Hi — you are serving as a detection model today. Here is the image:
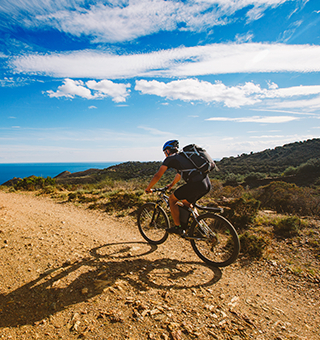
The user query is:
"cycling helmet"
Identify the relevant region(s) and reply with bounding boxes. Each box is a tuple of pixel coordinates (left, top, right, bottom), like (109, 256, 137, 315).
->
(163, 140, 179, 152)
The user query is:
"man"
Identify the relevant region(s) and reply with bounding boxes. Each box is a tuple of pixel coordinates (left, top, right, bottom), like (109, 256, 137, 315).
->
(145, 140, 212, 234)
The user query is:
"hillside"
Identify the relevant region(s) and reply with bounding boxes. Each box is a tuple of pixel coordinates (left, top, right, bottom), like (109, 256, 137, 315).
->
(53, 138, 320, 188)
(2, 138, 320, 188)
(217, 138, 320, 175)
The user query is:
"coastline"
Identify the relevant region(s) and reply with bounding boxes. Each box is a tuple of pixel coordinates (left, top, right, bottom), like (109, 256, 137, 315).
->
(0, 162, 119, 185)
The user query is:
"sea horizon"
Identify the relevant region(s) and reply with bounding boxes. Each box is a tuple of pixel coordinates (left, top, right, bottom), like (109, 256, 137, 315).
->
(0, 162, 121, 185)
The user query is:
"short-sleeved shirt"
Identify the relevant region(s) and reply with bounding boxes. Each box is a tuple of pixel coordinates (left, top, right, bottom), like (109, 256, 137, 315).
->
(163, 153, 211, 203)
(162, 153, 205, 183)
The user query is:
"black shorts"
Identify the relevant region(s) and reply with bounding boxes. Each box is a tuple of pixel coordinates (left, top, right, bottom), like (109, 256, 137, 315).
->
(174, 176, 211, 204)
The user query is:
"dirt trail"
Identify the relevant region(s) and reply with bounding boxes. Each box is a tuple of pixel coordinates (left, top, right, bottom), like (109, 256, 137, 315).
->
(0, 191, 319, 340)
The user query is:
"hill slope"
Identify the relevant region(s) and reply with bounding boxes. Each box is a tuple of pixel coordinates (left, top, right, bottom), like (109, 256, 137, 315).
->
(3, 138, 320, 187)
(217, 138, 320, 175)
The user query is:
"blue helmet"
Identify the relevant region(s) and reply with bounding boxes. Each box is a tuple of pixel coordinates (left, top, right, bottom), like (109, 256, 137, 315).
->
(163, 140, 179, 152)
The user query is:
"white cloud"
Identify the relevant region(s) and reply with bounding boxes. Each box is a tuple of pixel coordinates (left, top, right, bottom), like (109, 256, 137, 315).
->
(135, 79, 263, 108)
(136, 79, 320, 110)
(268, 95, 320, 111)
(0, 76, 36, 87)
(46, 78, 96, 99)
(0, 0, 293, 42)
(11, 43, 320, 79)
(46, 78, 131, 102)
(206, 115, 299, 123)
(45, 77, 320, 111)
(263, 85, 320, 98)
(86, 79, 131, 103)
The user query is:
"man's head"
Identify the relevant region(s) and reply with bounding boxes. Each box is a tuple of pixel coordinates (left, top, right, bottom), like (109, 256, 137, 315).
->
(163, 140, 179, 156)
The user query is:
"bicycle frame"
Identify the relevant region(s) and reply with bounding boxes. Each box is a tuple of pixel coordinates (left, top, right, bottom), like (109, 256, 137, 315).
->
(151, 187, 223, 239)
(140, 187, 240, 267)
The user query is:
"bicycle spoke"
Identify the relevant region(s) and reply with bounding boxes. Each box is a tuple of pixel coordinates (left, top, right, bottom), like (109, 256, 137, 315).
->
(190, 213, 239, 267)
(137, 203, 169, 245)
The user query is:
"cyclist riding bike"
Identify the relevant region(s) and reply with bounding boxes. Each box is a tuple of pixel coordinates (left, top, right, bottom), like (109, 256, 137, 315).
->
(145, 140, 212, 235)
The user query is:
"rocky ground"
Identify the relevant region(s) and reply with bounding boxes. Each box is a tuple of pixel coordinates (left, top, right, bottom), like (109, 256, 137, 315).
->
(0, 191, 319, 340)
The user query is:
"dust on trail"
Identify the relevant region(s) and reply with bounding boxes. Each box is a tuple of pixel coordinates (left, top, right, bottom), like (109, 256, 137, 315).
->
(0, 191, 319, 340)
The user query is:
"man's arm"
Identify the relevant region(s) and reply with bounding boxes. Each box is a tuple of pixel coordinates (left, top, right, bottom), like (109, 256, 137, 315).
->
(145, 165, 168, 193)
(168, 172, 181, 190)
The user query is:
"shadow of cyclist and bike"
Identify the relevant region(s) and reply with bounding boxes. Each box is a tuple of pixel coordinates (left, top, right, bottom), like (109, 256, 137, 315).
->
(0, 240, 222, 328)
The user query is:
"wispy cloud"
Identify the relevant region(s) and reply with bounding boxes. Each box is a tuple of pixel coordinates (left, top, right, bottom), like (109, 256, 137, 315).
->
(138, 126, 171, 136)
(11, 43, 320, 79)
(0, 0, 294, 42)
(0, 76, 37, 87)
(268, 95, 320, 111)
(206, 116, 300, 123)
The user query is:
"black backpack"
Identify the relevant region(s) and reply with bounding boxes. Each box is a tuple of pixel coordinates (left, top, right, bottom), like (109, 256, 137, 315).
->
(180, 144, 216, 179)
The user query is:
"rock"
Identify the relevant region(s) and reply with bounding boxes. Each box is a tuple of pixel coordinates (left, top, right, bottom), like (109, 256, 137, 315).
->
(81, 288, 89, 295)
(170, 330, 182, 340)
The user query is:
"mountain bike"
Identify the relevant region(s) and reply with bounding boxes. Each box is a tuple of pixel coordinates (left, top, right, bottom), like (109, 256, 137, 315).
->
(137, 187, 240, 267)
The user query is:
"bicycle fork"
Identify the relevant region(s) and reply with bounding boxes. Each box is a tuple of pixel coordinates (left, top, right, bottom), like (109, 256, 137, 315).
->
(150, 203, 162, 227)
(184, 210, 218, 245)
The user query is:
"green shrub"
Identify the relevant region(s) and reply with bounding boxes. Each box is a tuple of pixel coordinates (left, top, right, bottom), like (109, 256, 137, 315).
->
(224, 173, 243, 186)
(282, 166, 297, 176)
(222, 196, 260, 230)
(68, 192, 78, 201)
(239, 231, 269, 259)
(67, 191, 98, 203)
(272, 216, 304, 238)
(14, 176, 56, 191)
(104, 190, 144, 212)
(254, 181, 320, 217)
(244, 172, 266, 182)
(207, 183, 245, 202)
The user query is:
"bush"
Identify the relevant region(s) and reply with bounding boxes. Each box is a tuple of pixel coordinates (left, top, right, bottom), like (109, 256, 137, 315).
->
(297, 158, 320, 175)
(272, 216, 304, 238)
(207, 183, 245, 202)
(104, 190, 144, 212)
(239, 231, 269, 259)
(282, 166, 297, 176)
(244, 172, 266, 182)
(14, 176, 56, 191)
(224, 173, 243, 186)
(67, 191, 99, 203)
(253, 181, 320, 217)
(222, 196, 260, 230)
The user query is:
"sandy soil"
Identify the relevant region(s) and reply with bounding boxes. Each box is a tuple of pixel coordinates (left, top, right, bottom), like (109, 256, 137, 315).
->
(0, 191, 319, 340)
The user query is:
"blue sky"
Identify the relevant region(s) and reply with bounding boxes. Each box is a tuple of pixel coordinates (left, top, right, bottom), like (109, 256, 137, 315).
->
(0, 0, 320, 163)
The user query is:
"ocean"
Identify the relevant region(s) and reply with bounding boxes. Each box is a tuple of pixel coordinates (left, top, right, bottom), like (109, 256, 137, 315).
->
(0, 162, 120, 185)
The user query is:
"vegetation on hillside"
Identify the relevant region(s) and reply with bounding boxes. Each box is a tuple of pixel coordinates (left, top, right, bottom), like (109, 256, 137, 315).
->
(1, 138, 320, 277)
(217, 138, 320, 174)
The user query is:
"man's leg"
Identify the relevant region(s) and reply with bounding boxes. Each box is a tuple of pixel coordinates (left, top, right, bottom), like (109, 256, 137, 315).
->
(168, 193, 180, 226)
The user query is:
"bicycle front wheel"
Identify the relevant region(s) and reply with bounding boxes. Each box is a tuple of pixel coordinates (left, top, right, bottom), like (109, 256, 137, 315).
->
(137, 203, 169, 245)
(190, 213, 240, 267)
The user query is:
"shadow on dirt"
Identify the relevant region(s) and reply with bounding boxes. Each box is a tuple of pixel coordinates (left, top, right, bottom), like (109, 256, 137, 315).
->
(0, 241, 222, 327)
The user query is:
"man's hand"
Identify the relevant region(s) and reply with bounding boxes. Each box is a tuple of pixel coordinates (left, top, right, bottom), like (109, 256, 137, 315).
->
(145, 188, 153, 194)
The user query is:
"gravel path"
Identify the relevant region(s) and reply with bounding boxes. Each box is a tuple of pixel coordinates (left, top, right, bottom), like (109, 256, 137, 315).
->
(0, 191, 319, 340)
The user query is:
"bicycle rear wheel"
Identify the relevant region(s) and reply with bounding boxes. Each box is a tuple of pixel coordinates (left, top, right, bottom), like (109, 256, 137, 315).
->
(190, 213, 240, 267)
(137, 203, 169, 245)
